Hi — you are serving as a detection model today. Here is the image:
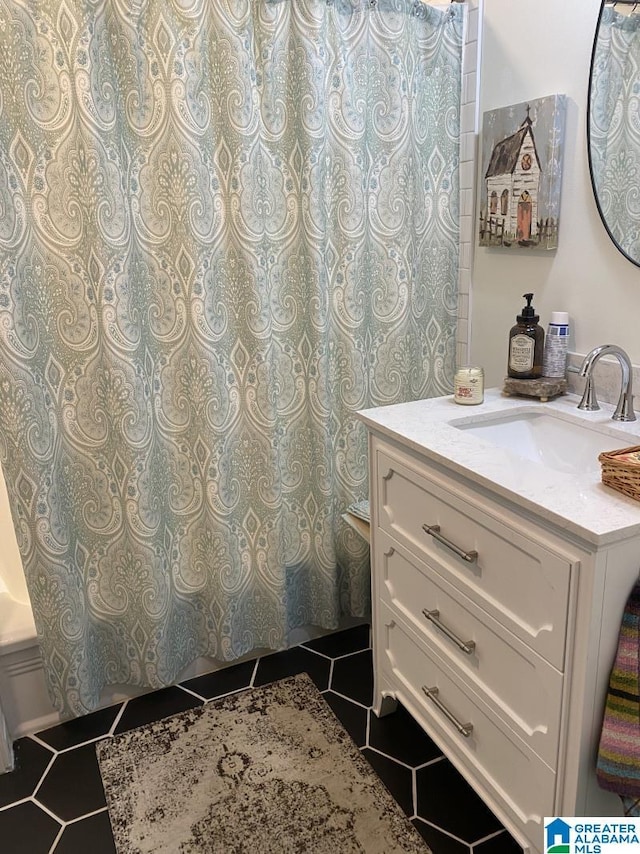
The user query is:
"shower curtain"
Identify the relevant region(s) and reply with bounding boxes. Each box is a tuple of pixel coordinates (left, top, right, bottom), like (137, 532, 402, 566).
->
(0, 0, 462, 716)
(590, 5, 640, 259)
(0, 699, 13, 772)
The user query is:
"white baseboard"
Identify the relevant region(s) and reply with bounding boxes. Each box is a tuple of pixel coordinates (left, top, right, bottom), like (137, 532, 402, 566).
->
(0, 594, 62, 740)
(0, 640, 61, 739)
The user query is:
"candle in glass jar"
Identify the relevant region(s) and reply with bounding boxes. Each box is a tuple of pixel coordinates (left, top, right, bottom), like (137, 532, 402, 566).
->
(454, 366, 484, 405)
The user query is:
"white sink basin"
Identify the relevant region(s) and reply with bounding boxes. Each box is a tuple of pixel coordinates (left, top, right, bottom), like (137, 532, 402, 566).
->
(452, 409, 635, 475)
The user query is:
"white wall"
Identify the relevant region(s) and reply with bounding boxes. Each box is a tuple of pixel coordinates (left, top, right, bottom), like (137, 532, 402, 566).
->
(0, 466, 29, 605)
(472, 0, 640, 388)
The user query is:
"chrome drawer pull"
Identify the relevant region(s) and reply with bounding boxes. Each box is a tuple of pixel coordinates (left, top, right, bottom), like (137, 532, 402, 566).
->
(422, 524, 478, 563)
(422, 686, 473, 738)
(422, 608, 476, 655)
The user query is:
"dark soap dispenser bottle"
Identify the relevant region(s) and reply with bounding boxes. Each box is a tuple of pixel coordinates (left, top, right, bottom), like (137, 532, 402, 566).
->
(507, 293, 545, 379)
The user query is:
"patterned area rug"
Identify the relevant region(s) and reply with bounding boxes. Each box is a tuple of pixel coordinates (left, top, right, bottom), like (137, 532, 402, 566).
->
(96, 673, 430, 853)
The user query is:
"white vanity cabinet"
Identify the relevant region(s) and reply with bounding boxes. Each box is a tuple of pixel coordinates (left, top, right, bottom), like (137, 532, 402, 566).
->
(359, 393, 640, 854)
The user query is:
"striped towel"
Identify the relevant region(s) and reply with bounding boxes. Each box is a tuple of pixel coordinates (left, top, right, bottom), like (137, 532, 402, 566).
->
(597, 577, 640, 814)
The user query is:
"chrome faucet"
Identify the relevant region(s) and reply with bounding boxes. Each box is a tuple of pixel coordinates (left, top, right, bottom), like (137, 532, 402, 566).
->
(578, 344, 636, 422)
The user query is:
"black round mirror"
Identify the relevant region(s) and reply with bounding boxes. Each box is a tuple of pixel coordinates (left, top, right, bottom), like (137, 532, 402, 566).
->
(588, 0, 640, 267)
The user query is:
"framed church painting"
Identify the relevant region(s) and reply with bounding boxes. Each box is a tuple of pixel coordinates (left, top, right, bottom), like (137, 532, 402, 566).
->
(478, 94, 567, 250)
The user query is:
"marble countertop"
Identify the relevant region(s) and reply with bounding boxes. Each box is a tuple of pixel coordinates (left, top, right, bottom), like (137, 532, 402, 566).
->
(357, 388, 640, 547)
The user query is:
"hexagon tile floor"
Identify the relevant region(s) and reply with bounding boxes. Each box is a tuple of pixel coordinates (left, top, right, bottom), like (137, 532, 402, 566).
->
(0, 624, 524, 854)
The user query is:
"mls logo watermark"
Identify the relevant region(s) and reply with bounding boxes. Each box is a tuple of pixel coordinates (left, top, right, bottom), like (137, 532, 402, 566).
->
(545, 818, 640, 854)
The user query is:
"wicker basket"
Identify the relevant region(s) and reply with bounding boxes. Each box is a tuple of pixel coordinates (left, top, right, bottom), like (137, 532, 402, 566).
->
(598, 445, 640, 502)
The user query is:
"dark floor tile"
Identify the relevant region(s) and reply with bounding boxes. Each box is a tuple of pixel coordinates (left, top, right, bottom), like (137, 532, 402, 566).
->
(474, 830, 525, 854)
(362, 747, 414, 816)
(37, 704, 123, 752)
(330, 648, 373, 706)
(0, 800, 61, 854)
(0, 738, 54, 808)
(180, 660, 255, 700)
(53, 809, 116, 854)
(113, 685, 203, 734)
(322, 691, 368, 747)
(253, 646, 331, 691)
(36, 743, 107, 822)
(369, 702, 443, 767)
(302, 624, 370, 658)
(416, 758, 503, 843)
(412, 818, 471, 854)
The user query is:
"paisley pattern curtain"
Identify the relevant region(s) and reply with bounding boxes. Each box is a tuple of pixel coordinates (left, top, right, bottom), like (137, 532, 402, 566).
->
(0, 698, 13, 772)
(590, 6, 640, 259)
(0, 0, 462, 715)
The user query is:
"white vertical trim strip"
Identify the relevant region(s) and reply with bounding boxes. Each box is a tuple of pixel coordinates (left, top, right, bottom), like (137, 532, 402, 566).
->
(456, 0, 481, 367)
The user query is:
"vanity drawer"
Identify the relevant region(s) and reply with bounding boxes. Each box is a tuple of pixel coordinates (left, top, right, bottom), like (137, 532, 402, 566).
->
(376, 446, 574, 669)
(378, 609, 556, 835)
(378, 532, 563, 769)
